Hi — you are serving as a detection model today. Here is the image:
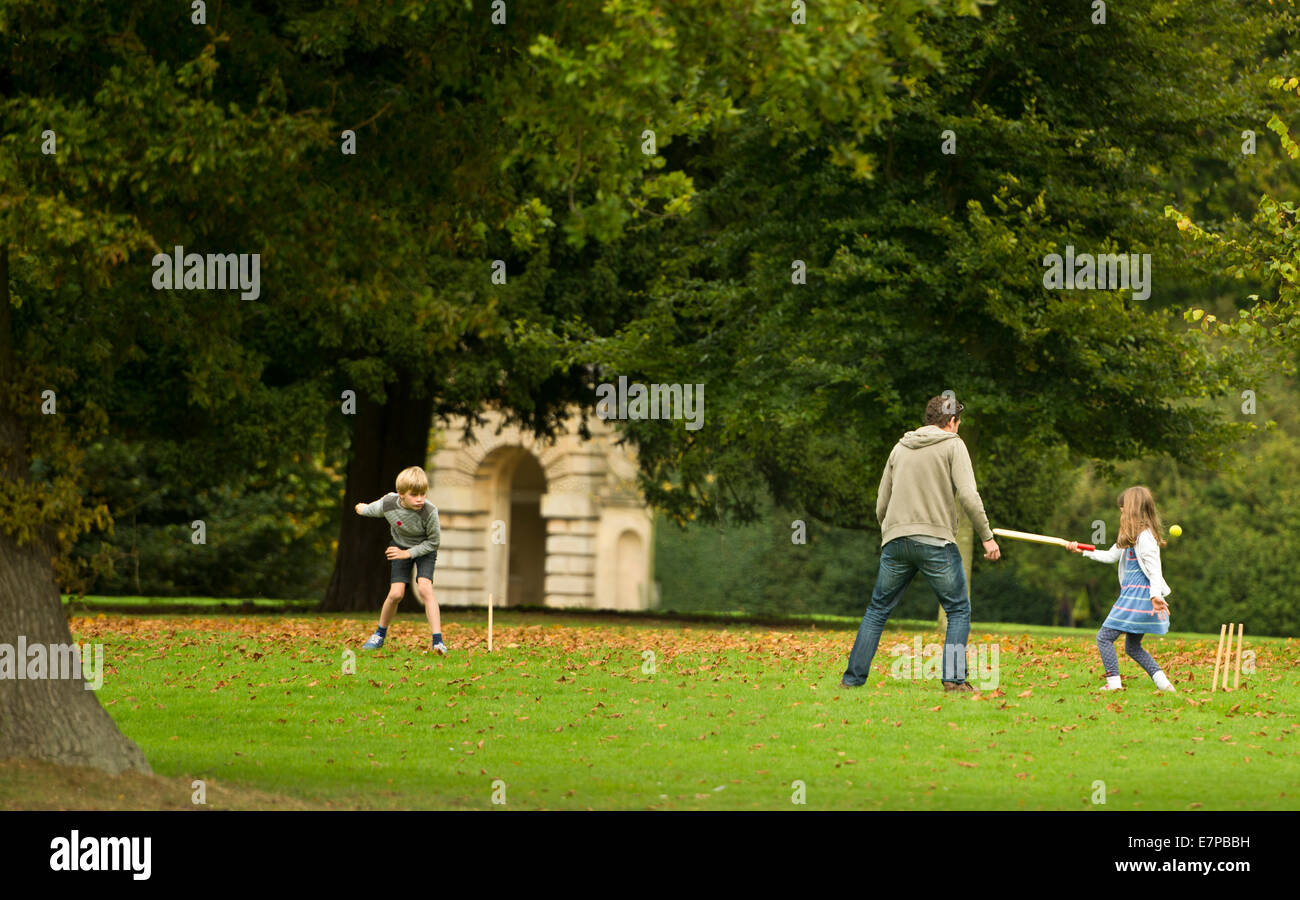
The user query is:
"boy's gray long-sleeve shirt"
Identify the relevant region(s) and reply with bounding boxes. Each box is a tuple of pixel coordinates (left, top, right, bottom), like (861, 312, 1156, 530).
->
(360, 493, 440, 558)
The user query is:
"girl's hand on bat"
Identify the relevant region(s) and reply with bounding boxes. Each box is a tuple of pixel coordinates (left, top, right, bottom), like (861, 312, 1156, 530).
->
(1066, 541, 1082, 553)
(1152, 597, 1169, 620)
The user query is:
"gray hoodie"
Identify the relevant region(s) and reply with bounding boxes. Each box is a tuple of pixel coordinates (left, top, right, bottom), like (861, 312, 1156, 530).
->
(876, 425, 993, 548)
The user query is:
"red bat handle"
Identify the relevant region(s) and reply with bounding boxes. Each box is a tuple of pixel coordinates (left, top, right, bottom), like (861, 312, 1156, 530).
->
(1077, 543, 1096, 552)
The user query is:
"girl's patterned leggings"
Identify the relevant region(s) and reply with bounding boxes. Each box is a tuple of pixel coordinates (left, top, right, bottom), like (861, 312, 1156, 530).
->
(1096, 627, 1161, 678)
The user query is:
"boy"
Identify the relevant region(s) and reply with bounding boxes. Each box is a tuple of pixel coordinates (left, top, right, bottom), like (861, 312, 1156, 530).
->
(354, 466, 446, 654)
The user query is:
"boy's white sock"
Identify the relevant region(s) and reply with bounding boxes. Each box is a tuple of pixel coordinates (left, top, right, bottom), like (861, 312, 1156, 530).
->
(1153, 670, 1175, 692)
(1105, 675, 1122, 690)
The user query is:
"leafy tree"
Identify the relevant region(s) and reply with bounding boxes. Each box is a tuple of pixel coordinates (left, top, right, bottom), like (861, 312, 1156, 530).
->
(1171, 74, 1300, 369)
(592, 0, 1283, 621)
(74, 442, 344, 598)
(0, 0, 972, 771)
(2, 0, 350, 770)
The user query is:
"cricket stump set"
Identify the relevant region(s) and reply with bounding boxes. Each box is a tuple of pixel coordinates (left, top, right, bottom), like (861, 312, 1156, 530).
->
(1212, 623, 1244, 692)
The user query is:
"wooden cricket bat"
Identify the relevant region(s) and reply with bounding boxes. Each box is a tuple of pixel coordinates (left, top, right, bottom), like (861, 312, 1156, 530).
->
(992, 527, 1095, 552)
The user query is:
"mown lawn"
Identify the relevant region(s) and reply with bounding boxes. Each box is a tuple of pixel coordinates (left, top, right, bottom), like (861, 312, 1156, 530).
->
(47, 611, 1300, 810)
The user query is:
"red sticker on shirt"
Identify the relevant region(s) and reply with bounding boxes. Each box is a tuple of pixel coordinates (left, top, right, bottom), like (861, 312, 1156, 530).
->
(396, 521, 402, 526)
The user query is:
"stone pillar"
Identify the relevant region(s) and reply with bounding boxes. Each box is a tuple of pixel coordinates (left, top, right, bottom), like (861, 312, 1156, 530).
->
(425, 453, 489, 607)
(541, 493, 598, 608)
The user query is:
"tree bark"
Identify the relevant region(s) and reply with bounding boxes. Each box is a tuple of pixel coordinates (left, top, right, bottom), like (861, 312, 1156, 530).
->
(321, 376, 435, 612)
(0, 244, 151, 774)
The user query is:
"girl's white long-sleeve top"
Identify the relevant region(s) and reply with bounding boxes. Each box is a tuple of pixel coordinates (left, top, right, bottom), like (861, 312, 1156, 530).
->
(1082, 528, 1171, 599)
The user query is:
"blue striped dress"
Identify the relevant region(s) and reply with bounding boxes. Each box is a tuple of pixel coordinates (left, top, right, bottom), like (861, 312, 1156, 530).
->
(1100, 547, 1169, 635)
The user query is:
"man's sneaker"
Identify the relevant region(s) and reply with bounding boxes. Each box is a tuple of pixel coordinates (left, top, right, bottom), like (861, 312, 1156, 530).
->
(432, 641, 448, 656)
(362, 632, 385, 650)
(943, 681, 975, 692)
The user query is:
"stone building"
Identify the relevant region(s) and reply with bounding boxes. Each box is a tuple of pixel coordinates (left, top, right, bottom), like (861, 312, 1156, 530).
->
(426, 408, 656, 610)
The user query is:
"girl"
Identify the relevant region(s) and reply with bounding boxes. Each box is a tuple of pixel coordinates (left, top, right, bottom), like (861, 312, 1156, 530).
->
(1067, 486, 1175, 693)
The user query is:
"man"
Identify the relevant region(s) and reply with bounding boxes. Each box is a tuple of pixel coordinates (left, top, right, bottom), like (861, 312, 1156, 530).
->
(841, 396, 999, 691)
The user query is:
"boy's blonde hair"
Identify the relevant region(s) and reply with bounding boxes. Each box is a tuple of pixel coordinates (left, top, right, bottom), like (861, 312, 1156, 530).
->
(396, 466, 428, 496)
(1116, 485, 1166, 548)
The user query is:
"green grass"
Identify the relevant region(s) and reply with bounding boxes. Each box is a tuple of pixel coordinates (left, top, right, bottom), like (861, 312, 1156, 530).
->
(63, 595, 317, 612)
(61, 593, 1135, 634)
(69, 611, 1300, 810)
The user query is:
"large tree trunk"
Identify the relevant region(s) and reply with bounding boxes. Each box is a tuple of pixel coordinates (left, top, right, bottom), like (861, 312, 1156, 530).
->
(321, 377, 435, 612)
(0, 244, 151, 774)
(0, 533, 151, 774)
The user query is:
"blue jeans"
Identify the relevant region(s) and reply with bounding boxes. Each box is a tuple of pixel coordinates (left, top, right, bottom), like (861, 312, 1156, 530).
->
(842, 537, 971, 685)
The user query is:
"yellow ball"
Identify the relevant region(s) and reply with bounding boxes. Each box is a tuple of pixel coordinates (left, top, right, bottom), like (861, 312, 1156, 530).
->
(1169, 524, 1182, 537)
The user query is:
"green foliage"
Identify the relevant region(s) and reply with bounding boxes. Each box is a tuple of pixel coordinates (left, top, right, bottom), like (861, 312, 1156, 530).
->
(4, 1, 973, 586)
(655, 494, 1055, 623)
(72, 442, 344, 598)
(1171, 74, 1300, 367)
(4, 0, 1297, 624)
(655, 501, 873, 617)
(591, 0, 1284, 533)
(658, 372, 1300, 636)
(0, 0, 753, 585)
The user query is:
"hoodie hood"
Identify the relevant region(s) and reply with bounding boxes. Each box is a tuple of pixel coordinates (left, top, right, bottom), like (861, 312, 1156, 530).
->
(899, 425, 958, 449)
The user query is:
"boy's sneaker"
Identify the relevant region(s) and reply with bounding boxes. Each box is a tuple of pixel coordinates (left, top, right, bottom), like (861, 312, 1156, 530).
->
(432, 641, 448, 656)
(361, 632, 385, 650)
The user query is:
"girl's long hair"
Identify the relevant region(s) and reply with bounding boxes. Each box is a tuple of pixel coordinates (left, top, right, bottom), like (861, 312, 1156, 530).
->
(1116, 485, 1166, 548)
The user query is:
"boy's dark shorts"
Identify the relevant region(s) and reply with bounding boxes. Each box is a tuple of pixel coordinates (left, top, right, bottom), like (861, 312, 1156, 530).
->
(390, 547, 437, 584)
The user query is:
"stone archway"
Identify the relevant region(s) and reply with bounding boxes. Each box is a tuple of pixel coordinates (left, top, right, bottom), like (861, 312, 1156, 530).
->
(448, 443, 549, 609)
(506, 453, 546, 606)
(427, 408, 655, 610)
(614, 529, 645, 610)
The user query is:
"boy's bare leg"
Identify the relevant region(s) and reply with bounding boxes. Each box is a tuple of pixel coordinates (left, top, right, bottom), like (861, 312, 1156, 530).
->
(417, 577, 441, 635)
(378, 583, 405, 628)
